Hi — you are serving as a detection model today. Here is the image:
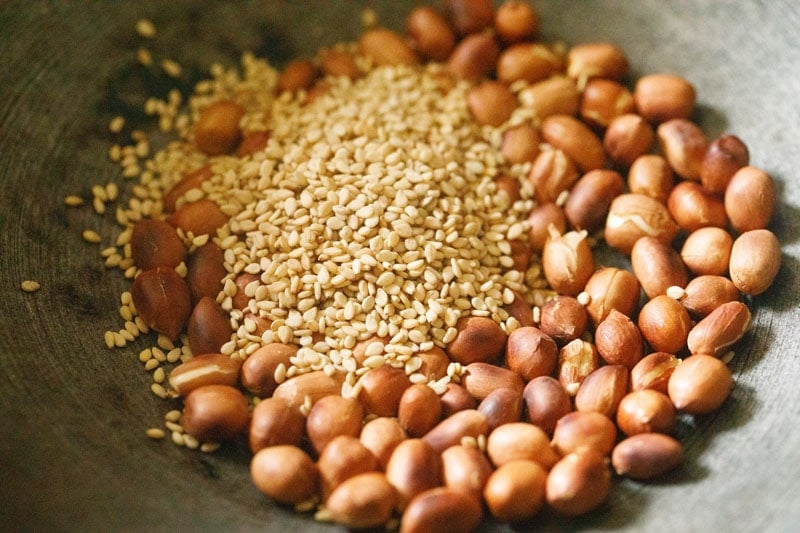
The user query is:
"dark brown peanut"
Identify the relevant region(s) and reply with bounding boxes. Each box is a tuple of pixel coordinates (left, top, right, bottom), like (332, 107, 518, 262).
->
(483, 460, 547, 522)
(542, 228, 594, 296)
(168, 353, 241, 397)
(163, 164, 212, 213)
(398, 383, 443, 438)
(634, 73, 696, 123)
(630, 352, 680, 394)
(558, 339, 601, 396)
(567, 42, 629, 81)
(249, 397, 305, 452)
(182, 384, 249, 442)
(194, 99, 244, 155)
(657, 118, 709, 180)
(584, 267, 641, 327)
(232, 272, 259, 310)
(729, 229, 781, 295)
(494, 0, 540, 43)
(616, 390, 676, 436)
(326, 472, 396, 529)
(563, 169, 625, 233)
(546, 449, 611, 516)
(501, 123, 540, 165)
(360, 417, 408, 469)
(318, 435, 379, 499)
(131, 266, 191, 341)
(686, 300, 751, 357)
(277, 59, 317, 93)
(540, 114, 606, 171)
(529, 149, 579, 204)
(612, 433, 683, 480)
(447, 32, 499, 82)
(637, 295, 691, 354)
(631, 236, 689, 299)
(446, 316, 507, 365)
(574, 365, 629, 418)
(239, 342, 297, 397)
(406, 6, 456, 61)
(186, 296, 230, 355)
(523, 376, 572, 435)
(467, 81, 519, 126)
(681, 227, 734, 276)
(701, 134, 750, 193)
(250, 445, 318, 505)
(167, 199, 228, 237)
(185, 242, 226, 305)
(496, 43, 562, 85)
(400, 487, 483, 533)
(724, 166, 778, 232)
(539, 295, 587, 345)
(357, 365, 412, 417)
(306, 394, 364, 455)
(440, 383, 477, 417)
(386, 438, 442, 511)
(668, 354, 733, 414)
(551, 411, 617, 457)
(580, 78, 635, 129)
(235, 130, 269, 156)
(505, 326, 558, 381)
(502, 289, 534, 327)
(358, 28, 419, 66)
(605, 193, 680, 255)
(130, 219, 187, 270)
(627, 154, 674, 204)
(441, 444, 493, 502)
(422, 409, 488, 454)
(594, 309, 643, 369)
(667, 180, 728, 231)
(519, 75, 580, 119)
(604, 113, 655, 167)
(478, 387, 523, 431)
(681, 275, 740, 318)
(486, 422, 559, 469)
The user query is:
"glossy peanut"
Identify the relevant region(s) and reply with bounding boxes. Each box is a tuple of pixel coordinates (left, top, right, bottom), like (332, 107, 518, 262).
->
(667, 180, 728, 232)
(668, 354, 733, 414)
(523, 376, 572, 435)
(657, 118, 708, 180)
(701, 134, 750, 193)
(239, 342, 297, 397)
(567, 42, 628, 81)
(542, 228, 594, 296)
(130, 218, 187, 270)
(168, 353, 241, 397)
(604, 113, 655, 167)
(360, 417, 408, 469)
(194, 99, 244, 156)
(539, 295, 587, 345)
(186, 296, 230, 355)
(272, 370, 345, 409)
(467, 81, 518, 127)
(612, 433, 683, 480)
(440, 383, 478, 417)
(185, 242, 226, 304)
(627, 154, 673, 204)
(478, 387, 523, 431)
(686, 300, 751, 357)
(583, 267, 641, 326)
(724, 166, 777, 232)
(605, 193, 680, 255)
(318, 435, 379, 499)
(181, 384, 249, 442)
(447, 32, 499, 82)
(406, 6, 456, 61)
(631, 235, 688, 299)
(441, 444, 493, 502)
(551, 411, 617, 457)
(249, 397, 305, 452)
(385, 438, 442, 511)
(446, 316, 507, 365)
(616, 390, 676, 436)
(527, 202, 566, 252)
(357, 365, 412, 417)
(131, 266, 191, 341)
(580, 78, 635, 129)
(422, 409, 489, 454)
(326, 472, 396, 529)
(505, 326, 558, 381)
(358, 28, 419, 66)
(564, 169, 625, 233)
(400, 486, 483, 533)
(630, 352, 680, 394)
(680, 227, 734, 276)
(398, 384, 443, 438)
(634, 73, 696, 123)
(546, 449, 611, 516)
(167, 199, 228, 237)
(494, 0, 540, 43)
(594, 309, 643, 369)
(250, 445, 318, 505)
(637, 295, 691, 354)
(306, 394, 364, 455)
(484, 460, 547, 522)
(486, 422, 559, 469)
(518, 75, 580, 119)
(681, 275, 740, 318)
(496, 43, 562, 85)
(541, 114, 606, 172)
(529, 149, 579, 204)
(574, 365, 629, 418)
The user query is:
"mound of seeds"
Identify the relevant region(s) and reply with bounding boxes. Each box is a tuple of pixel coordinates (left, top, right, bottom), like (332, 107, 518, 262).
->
(78, 0, 782, 530)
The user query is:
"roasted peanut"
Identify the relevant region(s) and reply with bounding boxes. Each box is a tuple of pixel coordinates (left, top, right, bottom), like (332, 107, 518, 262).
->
(486, 422, 559, 469)
(406, 6, 456, 61)
(194, 99, 244, 155)
(318, 435, 379, 499)
(447, 32, 499, 82)
(567, 42, 628, 82)
(357, 365, 412, 417)
(546, 449, 611, 516)
(604, 113, 655, 167)
(724, 166, 777, 232)
(630, 352, 680, 394)
(634, 73, 696, 123)
(484, 460, 547, 522)
(502, 289, 535, 327)
(239, 342, 297, 397)
(236, 130, 270, 157)
(249, 397, 305, 452)
(446, 316, 507, 365)
(478, 387, 523, 430)
(181, 384, 249, 442)
(616, 389, 676, 436)
(631, 235, 689, 299)
(594, 309, 643, 369)
(505, 326, 558, 381)
(130, 218, 187, 270)
(358, 28, 419, 66)
(701, 134, 750, 193)
(541, 114, 606, 172)
(306, 394, 364, 455)
(231, 272, 258, 311)
(574, 365, 629, 418)
(250, 445, 318, 505)
(542, 228, 594, 296)
(385, 438, 442, 511)
(729, 229, 781, 295)
(583, 267, 641, 326)
(605, 193, 680, 255)
(417, 346, 450, 380)
(523, 376, 572, 435)
(320, 48, 361, 80)
(680, 226, 734, 276)
(637, 295, 691, 354)
(496, 43, 562, 85)
(422, 409, 489, 454)
(612, 433, 683, 480)
(494, 0, 540, 43)
(551, 411, 617, 457)
(186, 296, 230, 355)
(563, 169, 625, 233)
(444, 0, 495, 35)
(467, 81, 519, 126)
(325, 472, 396, 529)
(686, 300, 751, 357)
(668, 354, 733, 414)
(131, 266, 191, 341)
(657, 118, 708, 180)
(627, 154, 674, 204)
(441, 444, 494, 502)
(539, 295, 587, 345)
(558, 338, 601, 396)
(398, 383, 443, 438)
(667, 180, 728, 231)
(400, 487, 483, 533)
(681, 275, 741, 318)
(168, 353, 241, 397)
(580, 78, 635, 129)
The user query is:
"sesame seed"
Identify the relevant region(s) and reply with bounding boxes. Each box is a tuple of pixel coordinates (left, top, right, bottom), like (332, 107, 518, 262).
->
(82, 229, 102, 243)
(135, 18, 156, 38)
(145, 428, 165, 439)
(64, 195, 84, 207)
(20, 280, 41, 293)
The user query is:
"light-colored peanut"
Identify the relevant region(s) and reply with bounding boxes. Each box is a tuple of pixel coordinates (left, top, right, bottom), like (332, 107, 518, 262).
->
(574, 364, 629, 418)
(182, 384, 249, 442)
(251, 445, 318, 505)
(681, 226, 734, 276)
(358, 28, 419, 66)
(657, 118, 708, 180)
(542, 228, 594, 296)
(546, 449, 611, 516)
(616, 389, 676, 436)
(729, 229, 781, 295)
(484, 460, 547, 522)
(668, 354, 733, 414)
(325, 472, 396, 529)
(486, 422, 559, 469)
(634, 73, 696, 123)
(724, 166, 777, 232)
(385, 438, 442, 511)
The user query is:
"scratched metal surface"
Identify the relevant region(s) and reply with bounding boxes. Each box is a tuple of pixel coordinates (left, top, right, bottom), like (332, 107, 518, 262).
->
(1, 2, 798, 531)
